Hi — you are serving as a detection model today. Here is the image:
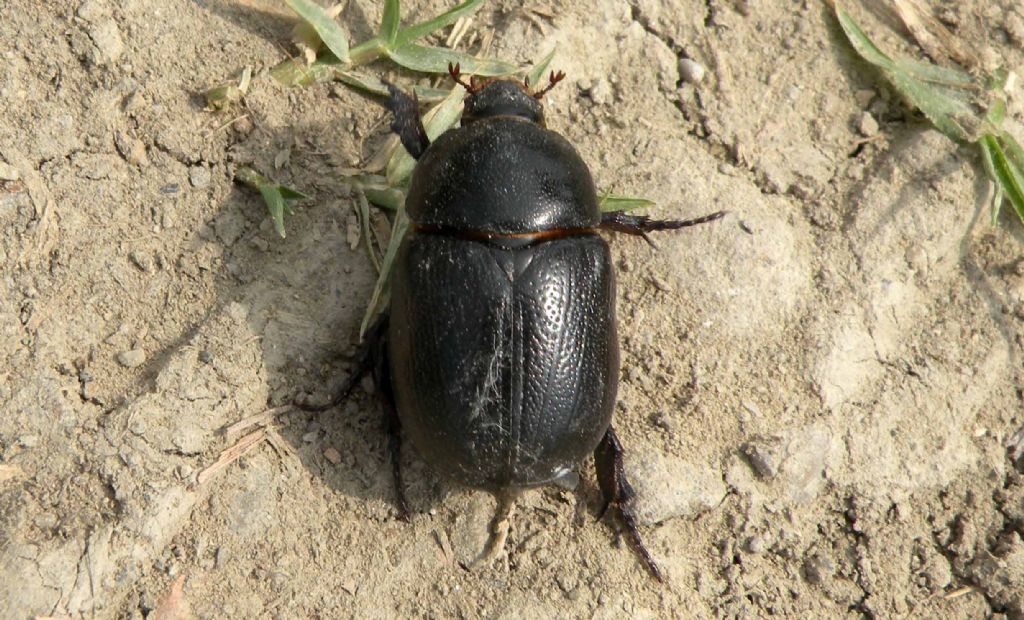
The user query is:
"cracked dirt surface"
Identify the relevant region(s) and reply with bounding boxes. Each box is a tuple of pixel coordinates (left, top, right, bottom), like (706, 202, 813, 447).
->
(3, 0, 1024, 617)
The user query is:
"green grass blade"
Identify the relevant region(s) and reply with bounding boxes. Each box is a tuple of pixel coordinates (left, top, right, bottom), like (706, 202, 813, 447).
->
(385, 43, 516, 76)
(284, 0, 350, 63)
(355, 190, 381, 273)
(834, 6, 896, 70)
(525, 47, 556, 88)
(270, 56, 339, 86)
(380, 0, 400, 44)
(893, 58, 974, 88)
(360, 209, 410, 339)
(982, 134, 1024, 224)
(599, 193, 655, 212)
(978, 136, 1001, 224)
(392, 0, 483, 48)
(888, 70, 975, 142)
(336, 70, 452, 101)
(999, 131, 1024, 172)
(387, 86, 466, 185)
(259, 186, 287, 238)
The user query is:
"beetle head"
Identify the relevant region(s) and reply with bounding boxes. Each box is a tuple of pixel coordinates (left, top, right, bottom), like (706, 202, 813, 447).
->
(449, 63, 565, 126)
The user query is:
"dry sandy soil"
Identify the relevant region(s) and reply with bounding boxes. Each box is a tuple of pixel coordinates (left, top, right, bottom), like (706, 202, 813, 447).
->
(4, 0, 1024, 617)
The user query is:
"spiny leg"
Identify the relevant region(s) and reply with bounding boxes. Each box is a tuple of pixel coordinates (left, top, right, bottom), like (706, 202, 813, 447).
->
(595, 426, 664, 582)
(292, 316, 387, 412)
(468, 489, 520, 570)
(292, 316, 408, 518)
(374, 335, 410, 519)
(600, 210, 726, 247)
(383, 82, 430, 160)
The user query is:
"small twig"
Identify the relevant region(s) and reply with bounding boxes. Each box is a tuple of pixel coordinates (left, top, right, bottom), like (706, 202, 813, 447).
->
(222, 405, 292, 442)
(943, 585, 975, 600)
(195, 429, 266, 486)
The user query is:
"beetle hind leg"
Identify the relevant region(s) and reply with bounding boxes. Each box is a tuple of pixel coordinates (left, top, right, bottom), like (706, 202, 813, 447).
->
(594, 426, 665, 582)
(467, 489, 520, 570)
(600, 210, 726, 248)
(383, 82, 430, 160)
(376, 342, 411, 519)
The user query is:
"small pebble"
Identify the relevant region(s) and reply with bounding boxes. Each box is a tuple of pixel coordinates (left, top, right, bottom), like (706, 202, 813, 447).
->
(19, 435, 40, 448)
(741, 441, 778, 479)
(857, 111, 880, 137)
(115, 132, 148, 166)
(678, 58, 706, 84)
(803, 555, 834, 585)
(34, 513, 58, 529)
(323, 447, 342, 464)
(189, 165, 211, 189)
(128, 250, 151, 272)
(117, 348, 146, 368)
(88, 20, 124, 65)
(589, 77, 613, 106)
(0, 161, 19, 181)
(744, 536, 766, 554)
(1007, 11, 1024, 48)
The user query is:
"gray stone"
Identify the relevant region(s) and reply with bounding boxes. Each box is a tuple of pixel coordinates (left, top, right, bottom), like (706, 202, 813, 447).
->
(857, 111, 880, 137)
(117, 348, 146, 368)
(628, 452, 727, 526)
(189, 165, 211, 189)
(88, 20, 124, 65)
(741, 441, 779, 479)
(0, 160, 19, 181)
(678, 58, 706, 84)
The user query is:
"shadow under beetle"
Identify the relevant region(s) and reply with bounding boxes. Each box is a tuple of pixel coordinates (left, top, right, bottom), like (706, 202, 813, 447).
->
(302, 63, 724, 582)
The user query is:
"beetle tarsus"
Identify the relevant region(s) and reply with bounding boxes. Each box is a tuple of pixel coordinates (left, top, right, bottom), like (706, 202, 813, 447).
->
(467, 490, 519, 570)
(383, 82, 430, 160)
(380, 364, 411, 519)
(600, 210, 726, 245)
(595, 427, 665, 583)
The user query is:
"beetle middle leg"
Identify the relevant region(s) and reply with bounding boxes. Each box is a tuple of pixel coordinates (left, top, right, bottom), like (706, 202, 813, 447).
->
(383, 82, 430, 160)
(594, 426, 665, 582)
(293, 316, 410, 518)
(600, 210, 726, 247)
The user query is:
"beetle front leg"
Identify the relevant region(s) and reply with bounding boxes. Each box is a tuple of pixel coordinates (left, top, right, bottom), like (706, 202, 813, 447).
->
(383, 83, 430, 160)
(600, 210, 726, 247)
(594, 426, 664, 582)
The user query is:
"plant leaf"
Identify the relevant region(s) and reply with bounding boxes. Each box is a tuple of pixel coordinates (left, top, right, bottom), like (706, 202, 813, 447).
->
(834, 6, 895, 69)
(284, 0, 350, 63)
(360, 209, 410, 339)
(981, 134, 1024, 225)
(271, 56, 341, 87)
(392, 0, 483, 49)
(335, 70, 453, 101)
(380, 0, 400, 44)
(385, 43, 516, 76)
(599, 193, 656, 212)
(525, 47, 557, 88)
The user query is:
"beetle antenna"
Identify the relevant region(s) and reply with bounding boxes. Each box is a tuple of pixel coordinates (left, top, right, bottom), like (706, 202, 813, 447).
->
(532, 70, 566, 99)
(447, 62, 476, 93)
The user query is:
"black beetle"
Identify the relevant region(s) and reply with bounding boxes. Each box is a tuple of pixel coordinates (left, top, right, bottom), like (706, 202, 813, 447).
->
(304, 64, 723, 581)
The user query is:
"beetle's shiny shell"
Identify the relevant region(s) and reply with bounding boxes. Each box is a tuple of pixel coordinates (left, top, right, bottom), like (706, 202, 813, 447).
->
(390, 115, 617, 490)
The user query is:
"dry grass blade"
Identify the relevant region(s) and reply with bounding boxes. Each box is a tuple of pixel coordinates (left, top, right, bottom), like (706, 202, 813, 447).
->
(196, 429, 267, 486)
(223, 405, 293, 442)
(889, 0, 978, 68)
